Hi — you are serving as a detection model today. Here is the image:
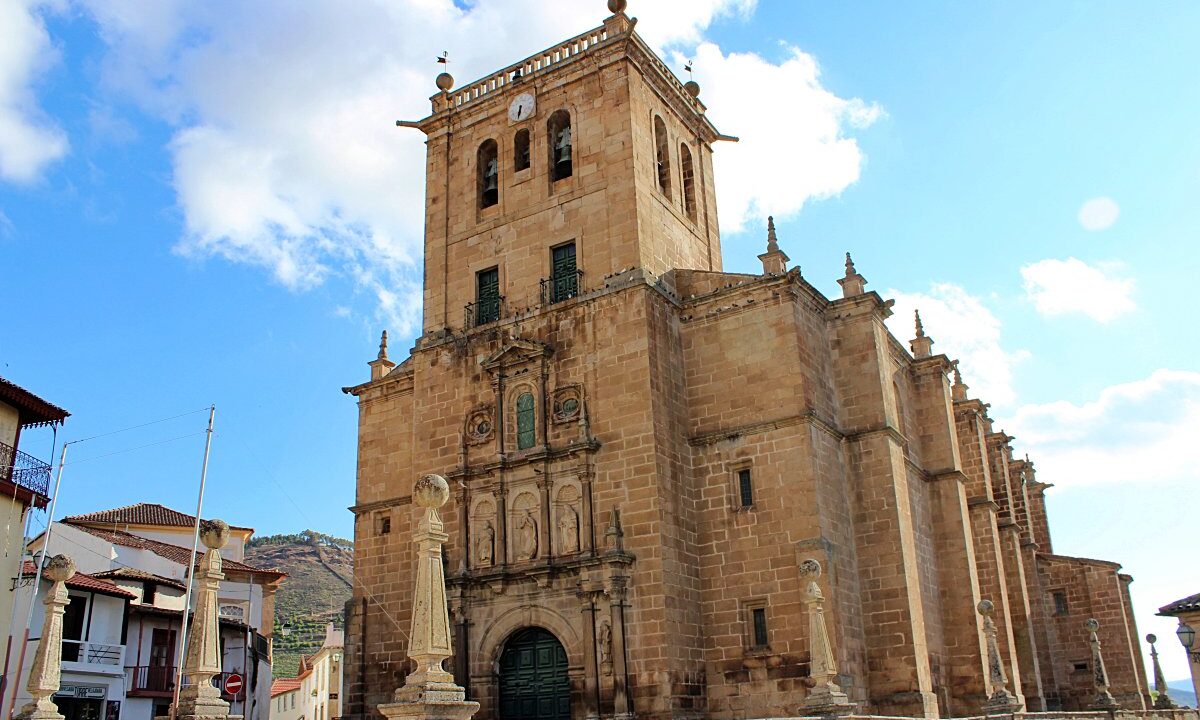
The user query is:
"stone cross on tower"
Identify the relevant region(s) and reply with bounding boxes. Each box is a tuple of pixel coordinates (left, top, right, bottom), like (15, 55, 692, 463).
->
(978, 599, 1023, 715)
(1086, 618, 1120, 711)
(16, 554, 76, 720)
(378, 474, 479, 720)
(799, 559, 853, 716)
(173, 519, 241, 720)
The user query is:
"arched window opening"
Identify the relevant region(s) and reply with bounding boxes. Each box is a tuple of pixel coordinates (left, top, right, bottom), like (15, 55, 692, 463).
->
(516, 392, 536, 450)
(680, 142, 696, 220)
(653, 116, 671, 197)
(478, 139, 499, 209)
(548, 110, 572, 181)
(514, 129, 531, 172)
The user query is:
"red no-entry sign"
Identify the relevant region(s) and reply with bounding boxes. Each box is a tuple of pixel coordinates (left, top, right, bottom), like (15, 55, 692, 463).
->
(224, 674, 243, 695)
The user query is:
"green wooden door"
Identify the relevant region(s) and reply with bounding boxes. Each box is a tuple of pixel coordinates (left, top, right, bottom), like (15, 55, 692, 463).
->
(498, 628, 570, 720)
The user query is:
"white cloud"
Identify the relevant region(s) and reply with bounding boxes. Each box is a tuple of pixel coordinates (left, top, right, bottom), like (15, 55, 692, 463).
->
(685, 42, 881, 233)
(73, 0, 874, 332)
(0, 0, 68, 182)
(1003, 369, 1200, 489)
(1078, 196, 1119, 231)
(1021, 257, 1135, 323)
(886, 283, 1028, 407)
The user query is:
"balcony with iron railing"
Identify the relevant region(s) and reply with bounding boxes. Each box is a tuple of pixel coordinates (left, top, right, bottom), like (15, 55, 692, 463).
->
(541, 269, 584, 305)
(126, 666, 245, 701)
(0, 440, 52, 503)
(465, 295, 505, 328)
(61, 640, 125, 675)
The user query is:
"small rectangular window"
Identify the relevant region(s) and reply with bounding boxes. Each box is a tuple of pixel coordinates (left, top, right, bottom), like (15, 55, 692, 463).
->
(738, 468, 753, 508)
(375, 512, 391, 536)
(1053, 591, 1068, 616)
(1072, 661, 1089, 672)
(751, 607, 768, 649)
(475, 267, 500, 325)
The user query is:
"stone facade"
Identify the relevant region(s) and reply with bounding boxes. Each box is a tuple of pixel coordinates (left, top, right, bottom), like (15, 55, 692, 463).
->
(342, 5, 1149, 719)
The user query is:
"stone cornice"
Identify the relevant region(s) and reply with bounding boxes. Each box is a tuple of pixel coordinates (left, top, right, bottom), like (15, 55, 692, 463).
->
(350, 494, 413, 516)
(825, 291, 895, 325)
(448, 438, 601, 478)
(687, 410, 842, 447)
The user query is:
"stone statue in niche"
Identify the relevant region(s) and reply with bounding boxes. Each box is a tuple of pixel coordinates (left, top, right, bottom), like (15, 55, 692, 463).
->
(476, 520, 495, 567)
(598, 619, 613, 674)
(557, 506, 579, 554)
(516, 510, 538, 560)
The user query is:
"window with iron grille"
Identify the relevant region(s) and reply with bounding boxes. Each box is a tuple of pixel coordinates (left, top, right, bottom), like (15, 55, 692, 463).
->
(516, 392, 536, 450)
(1053, 591, 1068, 616)
(738, 468, 753, 508)
(476, 267, 500, 325)
(550, 243, 578, 303)
(751, 607, 768, 648)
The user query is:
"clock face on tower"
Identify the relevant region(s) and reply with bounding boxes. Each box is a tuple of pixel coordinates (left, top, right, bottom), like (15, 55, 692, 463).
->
(508, 93, 536, 123)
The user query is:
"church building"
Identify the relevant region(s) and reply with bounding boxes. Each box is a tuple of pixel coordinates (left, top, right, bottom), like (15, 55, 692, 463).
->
(342, 3, 1150, 719)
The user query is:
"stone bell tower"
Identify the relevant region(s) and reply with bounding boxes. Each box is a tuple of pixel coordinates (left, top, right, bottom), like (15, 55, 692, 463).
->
(403, 0, 727, 337)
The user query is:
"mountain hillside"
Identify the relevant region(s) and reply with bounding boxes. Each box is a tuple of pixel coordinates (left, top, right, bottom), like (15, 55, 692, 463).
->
(246, 530, 352, 678)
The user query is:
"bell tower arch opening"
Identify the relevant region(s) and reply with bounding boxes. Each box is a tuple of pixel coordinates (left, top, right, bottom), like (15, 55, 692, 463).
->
(497, 627, 570, 720)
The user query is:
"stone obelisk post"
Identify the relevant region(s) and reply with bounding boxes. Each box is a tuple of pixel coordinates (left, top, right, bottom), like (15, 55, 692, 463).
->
(173, 519, 241, 720)
(1086, 618, 1119, 712)
(799, 560, 853, 716)
(1147, 634, 1177, 709)
(378, 474, 479, 720)
(16, 555, 76, 720)
(978, 600, 1023, 715)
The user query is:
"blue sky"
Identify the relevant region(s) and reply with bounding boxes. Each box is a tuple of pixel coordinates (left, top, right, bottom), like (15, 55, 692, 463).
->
(2, 0, 1197, 681)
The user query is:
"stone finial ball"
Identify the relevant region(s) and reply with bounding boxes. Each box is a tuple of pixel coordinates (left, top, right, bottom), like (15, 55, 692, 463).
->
(435, 72, 454, 92)
(44, 554, 76, 583)
(1086, 618, 1100, 632)
(1147, 633, 1157, 644)
(683, 80, 700, 98)
(414, 474, 450, 509)
(798, 559, 822, 579)
(607, 0, 628, 14)
(200, 519, 231, 550)
(977, 599, 995, 616)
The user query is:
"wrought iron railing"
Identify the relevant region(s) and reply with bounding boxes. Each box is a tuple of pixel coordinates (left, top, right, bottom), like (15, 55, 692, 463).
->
(0, 441, 51, 498)
(541, 269, 584, 305)
(126, 665, 175, 694)
(62, 639, 124, 669)
(465, 295, 504, 328)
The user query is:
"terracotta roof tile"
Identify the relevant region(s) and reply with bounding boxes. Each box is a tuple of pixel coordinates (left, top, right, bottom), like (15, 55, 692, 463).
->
(1159, 591, 1200, 616)
(65, 524, 285, 579)
(270, 678, 303, 697)
(21, 561, 136, 599)
(91, 567, 188, 590)
(63, 503, 252, 532)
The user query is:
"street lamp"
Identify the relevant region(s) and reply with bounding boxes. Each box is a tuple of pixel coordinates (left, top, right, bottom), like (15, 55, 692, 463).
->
(1178, 622, 1199, 662)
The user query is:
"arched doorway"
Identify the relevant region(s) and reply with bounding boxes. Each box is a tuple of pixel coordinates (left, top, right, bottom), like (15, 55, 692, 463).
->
(498, 627, 570, 720)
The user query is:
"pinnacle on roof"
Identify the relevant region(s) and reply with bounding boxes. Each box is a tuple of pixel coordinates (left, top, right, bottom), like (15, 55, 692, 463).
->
(837, 252, 867, 298)
(910, 309, 934, 359)
(377, 330, 389, 361)
(757, 216, 789, 275)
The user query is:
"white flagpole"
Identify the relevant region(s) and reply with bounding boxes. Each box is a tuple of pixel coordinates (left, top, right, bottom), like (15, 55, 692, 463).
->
(170, 406, 216, 720)
(6, 442, 69, 720)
